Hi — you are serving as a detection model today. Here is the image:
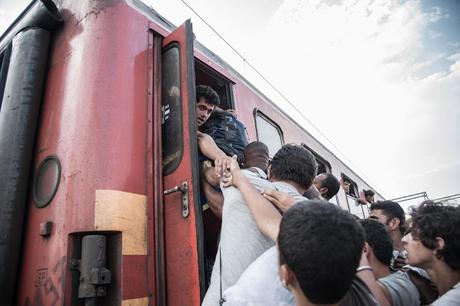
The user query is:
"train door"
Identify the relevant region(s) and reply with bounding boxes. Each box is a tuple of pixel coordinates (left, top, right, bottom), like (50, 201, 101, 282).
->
(158, 20, 204, 306)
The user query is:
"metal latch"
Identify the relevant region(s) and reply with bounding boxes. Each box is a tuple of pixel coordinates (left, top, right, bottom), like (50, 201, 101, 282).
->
(164, 181, 189, 218)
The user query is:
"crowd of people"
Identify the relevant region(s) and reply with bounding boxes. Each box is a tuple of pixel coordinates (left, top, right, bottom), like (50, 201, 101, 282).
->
(194, 85, 460, 306)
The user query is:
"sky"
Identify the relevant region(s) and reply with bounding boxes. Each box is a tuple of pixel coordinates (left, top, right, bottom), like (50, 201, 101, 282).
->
(1, 0, 459, 208)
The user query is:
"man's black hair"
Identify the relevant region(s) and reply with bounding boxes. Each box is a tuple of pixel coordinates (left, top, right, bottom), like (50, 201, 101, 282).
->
(364, 189, 375, 197)
(410, 201, 460, 271)
(270, 144, 317, 189)
(196, 85, 220, 106)
(320, 173, 340, 200)
(359, 219, 393, 267)
(278, 201, 365, 304)
(370, 200, 406, 235)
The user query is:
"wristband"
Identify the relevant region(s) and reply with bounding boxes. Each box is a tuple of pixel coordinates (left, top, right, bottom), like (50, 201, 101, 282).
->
(356, 265, 373, 272)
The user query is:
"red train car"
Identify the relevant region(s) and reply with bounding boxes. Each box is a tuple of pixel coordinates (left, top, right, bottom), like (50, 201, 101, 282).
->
(0, 1, 382, 305)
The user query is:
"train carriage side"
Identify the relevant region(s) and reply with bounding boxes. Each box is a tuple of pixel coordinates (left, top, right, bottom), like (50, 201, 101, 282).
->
(0, 0, 384, 305)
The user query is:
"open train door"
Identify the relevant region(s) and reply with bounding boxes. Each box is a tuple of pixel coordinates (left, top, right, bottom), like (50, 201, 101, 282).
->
(160, 20, 204, 306)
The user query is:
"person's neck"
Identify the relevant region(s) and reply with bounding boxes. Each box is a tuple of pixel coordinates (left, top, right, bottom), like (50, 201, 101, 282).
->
(291, 288, 338, 306)
(425, 261, 460, 295)
(390, 231, 404, 251)
(369, 257, 391, 279)
(270, 178, 306, 194)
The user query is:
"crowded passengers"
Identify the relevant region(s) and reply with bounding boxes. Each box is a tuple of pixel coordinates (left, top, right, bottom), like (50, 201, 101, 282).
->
(195, 85, 460, 306)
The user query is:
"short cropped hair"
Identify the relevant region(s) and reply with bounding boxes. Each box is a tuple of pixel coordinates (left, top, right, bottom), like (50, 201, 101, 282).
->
(278, 201, 365, 304)
(270, 144, 317, 189)
(243, 141, 269, 170)
(410, 201, 460, 271)
(321, 173, 340, 200)
(370, 200, 406, 235)
(364, 189, 375, 198)
(196, 85, 220, 106)
(359, 219, 393, 267)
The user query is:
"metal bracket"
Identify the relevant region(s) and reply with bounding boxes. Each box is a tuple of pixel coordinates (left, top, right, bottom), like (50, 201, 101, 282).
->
(164, 181, 189, 218)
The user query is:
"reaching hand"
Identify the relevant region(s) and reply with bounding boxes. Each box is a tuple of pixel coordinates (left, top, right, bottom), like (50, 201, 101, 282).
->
(262, 189, 296, 213)
(215, 155, 240, 188)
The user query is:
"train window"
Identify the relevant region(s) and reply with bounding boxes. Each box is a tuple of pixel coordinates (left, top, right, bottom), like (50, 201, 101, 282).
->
(340, 173, 359, 198)
(254, 110, 284, 157)
(161, 45, 183, 175)
(301, 143, 331, 174)
(195, 60, 234, 110)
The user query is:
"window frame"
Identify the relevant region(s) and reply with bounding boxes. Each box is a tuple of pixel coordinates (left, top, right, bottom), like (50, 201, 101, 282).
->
(253, 109, 284, 157)
(301, 143, 332, 174)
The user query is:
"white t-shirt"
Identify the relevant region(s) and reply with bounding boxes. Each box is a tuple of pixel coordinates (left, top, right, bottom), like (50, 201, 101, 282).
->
(432, 281, 460, 306)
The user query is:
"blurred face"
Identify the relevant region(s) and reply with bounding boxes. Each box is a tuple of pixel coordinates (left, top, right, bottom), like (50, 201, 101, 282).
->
(402, 232, 434, 268)
(343, 181, 350, 193)
(313, 174, 325, 190)
(196, 98, 215, 126)
(368, 209, 389, 225)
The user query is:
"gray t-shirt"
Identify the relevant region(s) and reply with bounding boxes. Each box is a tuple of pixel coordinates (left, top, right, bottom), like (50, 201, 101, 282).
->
(202, 169, 305, 306)
(378, 270, 420, 306)
(432, 281, 460, 306)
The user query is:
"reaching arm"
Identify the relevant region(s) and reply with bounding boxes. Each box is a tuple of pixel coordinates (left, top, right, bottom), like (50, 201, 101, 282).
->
(216, 156, 281, 242)
(197, 131, 226, 161)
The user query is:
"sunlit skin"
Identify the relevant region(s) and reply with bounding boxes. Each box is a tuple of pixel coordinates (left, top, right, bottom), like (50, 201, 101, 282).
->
(368, 209, 389, 224)
(196, 98, 215, 127)
(401, 232, 433, 268)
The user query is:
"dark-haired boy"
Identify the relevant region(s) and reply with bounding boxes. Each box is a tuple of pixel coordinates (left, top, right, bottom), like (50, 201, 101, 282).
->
(403, 201, 460, 305)
(357, 219, 419, 306)
(369, 200, 407, 269)
(202, 144, 317, 306)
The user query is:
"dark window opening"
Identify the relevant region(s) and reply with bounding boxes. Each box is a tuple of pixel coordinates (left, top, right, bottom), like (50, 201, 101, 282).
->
(301, 143, 331, 174)
(0, 44, 12, 112)
(195, 60, 234, 110)
(341, 173, 359, 198)
(161, 44, 183, 175)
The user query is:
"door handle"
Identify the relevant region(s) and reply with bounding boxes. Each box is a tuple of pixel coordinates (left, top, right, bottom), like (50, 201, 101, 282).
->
(163, 181, 189, 218)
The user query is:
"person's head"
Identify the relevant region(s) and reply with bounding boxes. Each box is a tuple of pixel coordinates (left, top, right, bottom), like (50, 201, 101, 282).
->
(342, 181, 351, 194)
(403, 201, 460, 271)
(269, 144, 317, 193)
(278, 201, 365, 304)
(242, 141, 270, 171)
(364, 189, 375, 203)
(359, 219, 393, 267)
(313, 173, 340, 200)
(369, 200, 406, 236)
(195, 85, 220, 126)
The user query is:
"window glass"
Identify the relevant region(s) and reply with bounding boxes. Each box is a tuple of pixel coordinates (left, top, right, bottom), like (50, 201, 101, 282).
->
(301, 144, 331, 174)
(255, 112, 283, 157)
(161, 45, 183, 175)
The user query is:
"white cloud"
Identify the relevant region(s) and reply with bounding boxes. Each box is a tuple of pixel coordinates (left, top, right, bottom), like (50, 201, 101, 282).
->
(428, 6, 449, 23)
(428, 30, 442, 39)
(243, 0, 460, 199)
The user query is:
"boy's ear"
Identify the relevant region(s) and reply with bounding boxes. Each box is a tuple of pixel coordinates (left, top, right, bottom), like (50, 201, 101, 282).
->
(388, 218, 400, 231)
(280, 264, 296, 288)
(434, 237, 445, 254)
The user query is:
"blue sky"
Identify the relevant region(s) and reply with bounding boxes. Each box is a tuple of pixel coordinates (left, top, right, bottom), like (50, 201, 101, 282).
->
(1, 0, 459, 208)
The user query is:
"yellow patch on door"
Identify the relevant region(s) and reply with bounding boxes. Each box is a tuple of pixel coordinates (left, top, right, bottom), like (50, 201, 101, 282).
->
(95, 190, 147, 255)
(122, 297, 149, 306)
